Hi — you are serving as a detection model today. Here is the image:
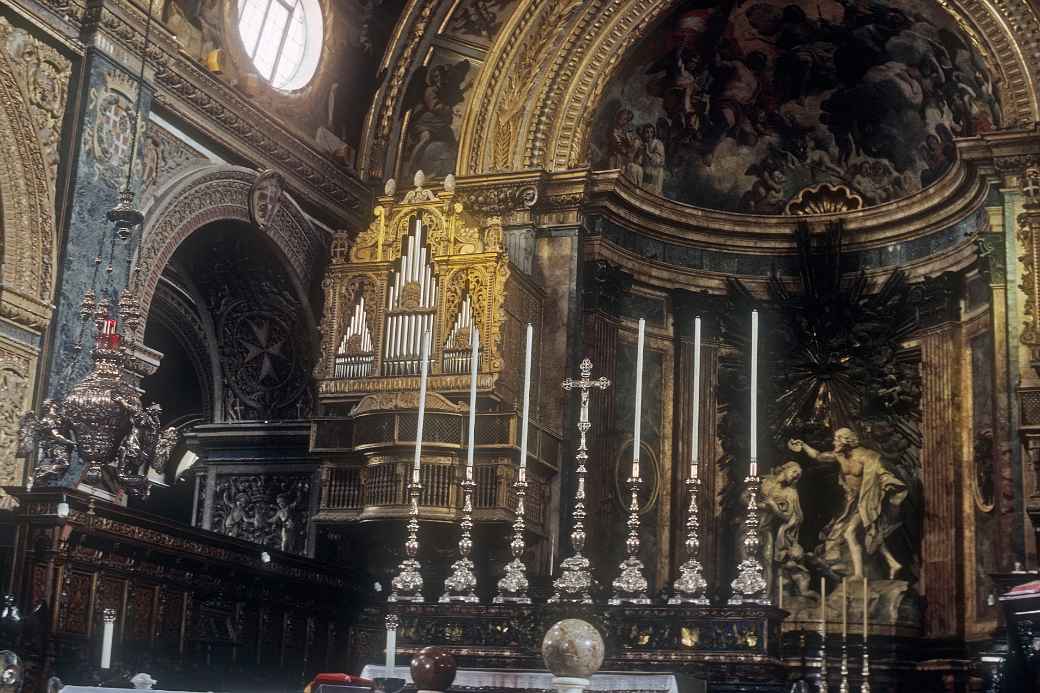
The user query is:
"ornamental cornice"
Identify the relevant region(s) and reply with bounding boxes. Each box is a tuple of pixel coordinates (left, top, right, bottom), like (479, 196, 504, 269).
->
(579, 130, 1028, 254)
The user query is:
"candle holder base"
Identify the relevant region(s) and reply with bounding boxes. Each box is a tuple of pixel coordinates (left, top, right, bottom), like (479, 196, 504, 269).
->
(439, 557, 479, 603)
(608, 557, 651, 605)
(668, 558, 709, 605)
(493, 558, 531, 604)
(548, 555, 593, 604)
(388, 558, 424, 604)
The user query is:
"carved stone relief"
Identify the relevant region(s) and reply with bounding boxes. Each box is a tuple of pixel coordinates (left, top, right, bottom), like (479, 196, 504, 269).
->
(0, 18, 70, 201)
(82, 68, 142, 187)
(210, 473, 312, 555)
(140, 121, 206, 210)
(0, 17, 64, 311)
(0, 347, 31, 485)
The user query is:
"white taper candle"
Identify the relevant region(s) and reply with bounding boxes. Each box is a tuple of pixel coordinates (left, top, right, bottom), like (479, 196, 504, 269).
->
(100, 608, 115, 669)
(412, 330, 432, 485)
(633, 318, 646, 479)
(750, 309, 759, 477)
(691, 316, 702, 479)
(385, 627, 396, 671)
(466, 327, 479, 482)
(519, 323, 533, 484)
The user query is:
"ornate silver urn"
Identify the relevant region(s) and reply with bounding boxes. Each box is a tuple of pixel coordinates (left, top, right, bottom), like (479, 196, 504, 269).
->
(18, 293, 177, 497)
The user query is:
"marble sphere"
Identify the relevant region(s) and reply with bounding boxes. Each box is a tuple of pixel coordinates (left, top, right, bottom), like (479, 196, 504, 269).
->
(410, 646, 457, 692)
(541, 619, 605, 679)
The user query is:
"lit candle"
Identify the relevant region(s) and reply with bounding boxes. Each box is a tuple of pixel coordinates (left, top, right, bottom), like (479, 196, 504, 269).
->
(100, 608, 116, 669)
(841, 577, 848, 638)
(820, 576, 827, 629)
(749, 310, 759, 477)
(466, 327, 480, 482)
(519, 323, 533, 484)
(778, 572, 784, 610)
(863, 577, 869, 636)
(633, 318, 645, 479)
(412, 331, 432, 485)
(691, 317, 701, 479)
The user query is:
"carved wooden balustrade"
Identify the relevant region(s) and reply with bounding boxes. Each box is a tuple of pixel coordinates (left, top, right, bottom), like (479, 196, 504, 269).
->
(313, 410, 558, 534)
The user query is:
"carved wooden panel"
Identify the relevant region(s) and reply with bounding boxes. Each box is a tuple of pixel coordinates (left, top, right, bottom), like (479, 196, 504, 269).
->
(126, 584, 155, 642)
(60, 572, 92, 635)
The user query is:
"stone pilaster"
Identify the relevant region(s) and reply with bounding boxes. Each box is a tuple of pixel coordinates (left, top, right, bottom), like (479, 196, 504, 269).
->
(918, 276, 964, 637)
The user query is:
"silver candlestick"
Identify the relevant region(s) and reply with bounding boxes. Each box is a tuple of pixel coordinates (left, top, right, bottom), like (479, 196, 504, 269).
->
(839, 632, 850, 693)
(728, 471, 769, 605)
(440, 477, 478, 602)
(669, 475, 709, 604)
(609, 475, 650, 604)
(861, 633, 871, 693)
(495, 475, 531, 603)
(551, 358, 610, 603)
(388, 482, 424, 602)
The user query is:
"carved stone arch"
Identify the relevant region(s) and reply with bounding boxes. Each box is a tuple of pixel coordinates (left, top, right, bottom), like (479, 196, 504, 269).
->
(0, 20, 70, 485)
(455, 0, 1040, 176)
(0, 24, 60, 328)
(134, 165, 324, 344)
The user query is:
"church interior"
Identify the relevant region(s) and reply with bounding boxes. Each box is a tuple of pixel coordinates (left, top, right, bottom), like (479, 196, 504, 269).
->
(2, 0, 1040, 691)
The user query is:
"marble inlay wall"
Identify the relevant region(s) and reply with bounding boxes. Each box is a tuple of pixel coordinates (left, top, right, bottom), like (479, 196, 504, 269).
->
(47, 53, 153, 400)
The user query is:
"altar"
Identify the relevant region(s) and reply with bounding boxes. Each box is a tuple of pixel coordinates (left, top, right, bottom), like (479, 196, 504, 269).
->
(360, 665, 702, 693)
(347, 604, 785, 693)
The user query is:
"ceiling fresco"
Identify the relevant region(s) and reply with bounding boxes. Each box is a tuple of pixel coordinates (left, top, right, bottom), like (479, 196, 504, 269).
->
(589, 0, 1003, 214)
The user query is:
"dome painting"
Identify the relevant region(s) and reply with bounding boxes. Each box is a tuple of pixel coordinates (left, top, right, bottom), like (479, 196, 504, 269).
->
(591, 0, 1002, 214)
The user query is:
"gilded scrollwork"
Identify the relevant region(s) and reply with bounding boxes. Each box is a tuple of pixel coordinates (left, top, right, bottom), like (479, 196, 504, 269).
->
(319, 172, 515, 394)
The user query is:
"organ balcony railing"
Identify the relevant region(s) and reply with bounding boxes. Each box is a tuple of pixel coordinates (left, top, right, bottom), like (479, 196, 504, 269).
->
(310, 411, 559, 533)
(315, 458, 548, 532)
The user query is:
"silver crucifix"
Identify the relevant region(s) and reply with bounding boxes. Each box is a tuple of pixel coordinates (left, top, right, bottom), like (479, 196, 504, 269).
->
(550, 358, 610, 603)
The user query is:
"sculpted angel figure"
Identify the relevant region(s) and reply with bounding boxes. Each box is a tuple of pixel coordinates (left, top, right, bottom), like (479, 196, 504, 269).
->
(270, 488, 305, 552)
(18, 400, 75, 479)
(761, 461, 811, 596)
(788, 428, 908, 579)
(222, 491, 254, 540)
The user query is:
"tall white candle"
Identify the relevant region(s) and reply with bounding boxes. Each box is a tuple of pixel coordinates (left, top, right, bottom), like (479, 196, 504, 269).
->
(633, 318, 646, 479)
(820, 576, 827, 629)
(749, 310, 759, 477)
(466, 327, 480, 482)
(100, 608, 115, 669)
(519, 323, 533, 484)
(412, 331, 432, 485)
(691, 316, 702, 479)
(385, 627, 397, 672)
